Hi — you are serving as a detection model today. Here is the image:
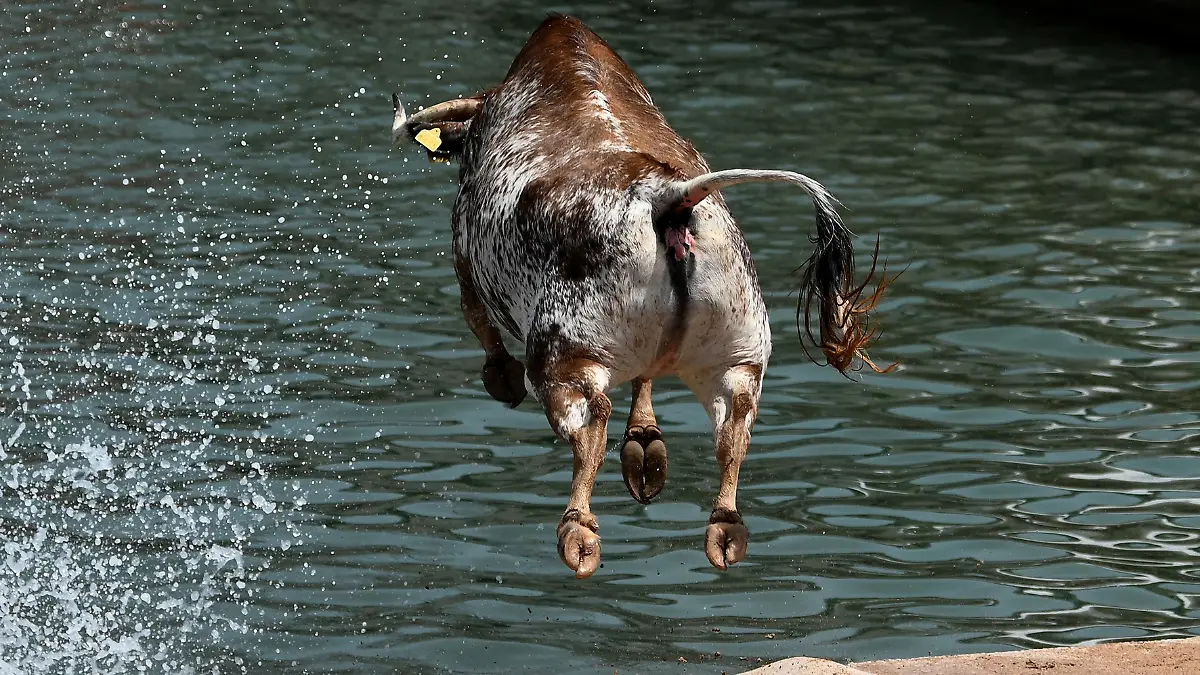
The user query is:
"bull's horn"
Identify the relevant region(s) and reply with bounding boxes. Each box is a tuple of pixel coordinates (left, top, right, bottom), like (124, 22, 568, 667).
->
(391, 93, 409, 144)
(391, 94, 483, 145)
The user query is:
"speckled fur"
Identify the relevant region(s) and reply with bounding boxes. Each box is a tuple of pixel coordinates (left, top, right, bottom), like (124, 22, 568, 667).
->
(451, 16, 771, 408)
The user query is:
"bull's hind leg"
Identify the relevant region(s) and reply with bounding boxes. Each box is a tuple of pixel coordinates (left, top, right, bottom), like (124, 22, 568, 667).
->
(682, 364, 763, 571)
(620, 378, 668, 504)
(527, 356, 613, 579)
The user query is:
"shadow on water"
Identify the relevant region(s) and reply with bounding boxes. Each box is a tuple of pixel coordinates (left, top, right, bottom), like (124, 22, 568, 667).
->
(2, 0, 1199, 673)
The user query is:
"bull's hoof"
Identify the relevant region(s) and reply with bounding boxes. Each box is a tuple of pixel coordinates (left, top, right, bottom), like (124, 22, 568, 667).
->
(705, 508, 748, 571)
(620, 425, 667, 504)
(557, 509, 601, 579)
(482, 354, 526, 408)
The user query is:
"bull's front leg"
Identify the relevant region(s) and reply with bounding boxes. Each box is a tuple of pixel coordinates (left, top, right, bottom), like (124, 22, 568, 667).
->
(454, 255, 526, 408)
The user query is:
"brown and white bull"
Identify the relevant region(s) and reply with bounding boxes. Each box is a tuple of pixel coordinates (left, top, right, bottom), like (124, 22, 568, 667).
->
(390, 15, 892, 578)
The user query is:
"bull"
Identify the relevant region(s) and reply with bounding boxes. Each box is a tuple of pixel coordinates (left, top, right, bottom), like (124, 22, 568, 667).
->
(390, 14, 892, 578)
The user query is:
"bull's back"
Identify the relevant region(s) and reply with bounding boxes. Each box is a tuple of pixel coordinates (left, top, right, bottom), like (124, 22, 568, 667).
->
(495, 15, 708, 176)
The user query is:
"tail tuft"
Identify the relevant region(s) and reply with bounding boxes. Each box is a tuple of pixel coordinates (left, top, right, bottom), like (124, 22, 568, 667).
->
(798, 233, 899, 376)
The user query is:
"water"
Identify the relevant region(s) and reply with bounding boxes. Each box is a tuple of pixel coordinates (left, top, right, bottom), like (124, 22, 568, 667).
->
(3, 1, 1199, 672)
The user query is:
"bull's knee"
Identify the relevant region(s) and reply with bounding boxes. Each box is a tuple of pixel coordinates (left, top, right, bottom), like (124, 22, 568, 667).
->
(482, 353, 527, 408)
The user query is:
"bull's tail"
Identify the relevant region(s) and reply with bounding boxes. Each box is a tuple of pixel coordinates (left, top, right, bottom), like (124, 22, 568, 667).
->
(662, 169, 897, 375)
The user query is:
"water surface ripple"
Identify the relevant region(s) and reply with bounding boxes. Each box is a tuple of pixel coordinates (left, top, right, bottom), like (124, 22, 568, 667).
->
(2, 1, 1199, 673)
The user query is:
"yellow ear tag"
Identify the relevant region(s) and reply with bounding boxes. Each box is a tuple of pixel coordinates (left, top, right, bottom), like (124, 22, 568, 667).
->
(414, 128, 442, 152)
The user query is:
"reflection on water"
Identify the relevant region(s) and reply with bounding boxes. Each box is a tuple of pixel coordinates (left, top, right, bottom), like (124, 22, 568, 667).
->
(2, 0, 1199, 672)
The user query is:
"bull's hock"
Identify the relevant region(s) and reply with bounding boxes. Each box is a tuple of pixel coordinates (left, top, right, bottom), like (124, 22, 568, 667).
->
(742, 636, 1200, 675)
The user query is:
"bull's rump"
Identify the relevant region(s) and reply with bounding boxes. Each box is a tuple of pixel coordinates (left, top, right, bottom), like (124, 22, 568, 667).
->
(454, 152, 770, 383)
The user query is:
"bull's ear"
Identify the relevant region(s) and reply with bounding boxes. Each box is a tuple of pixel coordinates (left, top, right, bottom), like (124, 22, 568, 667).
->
(391, 94, 484, 155)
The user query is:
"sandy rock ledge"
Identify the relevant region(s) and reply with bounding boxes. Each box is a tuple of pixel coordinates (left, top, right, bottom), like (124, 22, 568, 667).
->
(742, 635, 1200, 675)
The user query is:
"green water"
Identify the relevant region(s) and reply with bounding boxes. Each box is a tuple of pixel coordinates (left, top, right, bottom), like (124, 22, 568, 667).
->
(2, 1, 1199, 673)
